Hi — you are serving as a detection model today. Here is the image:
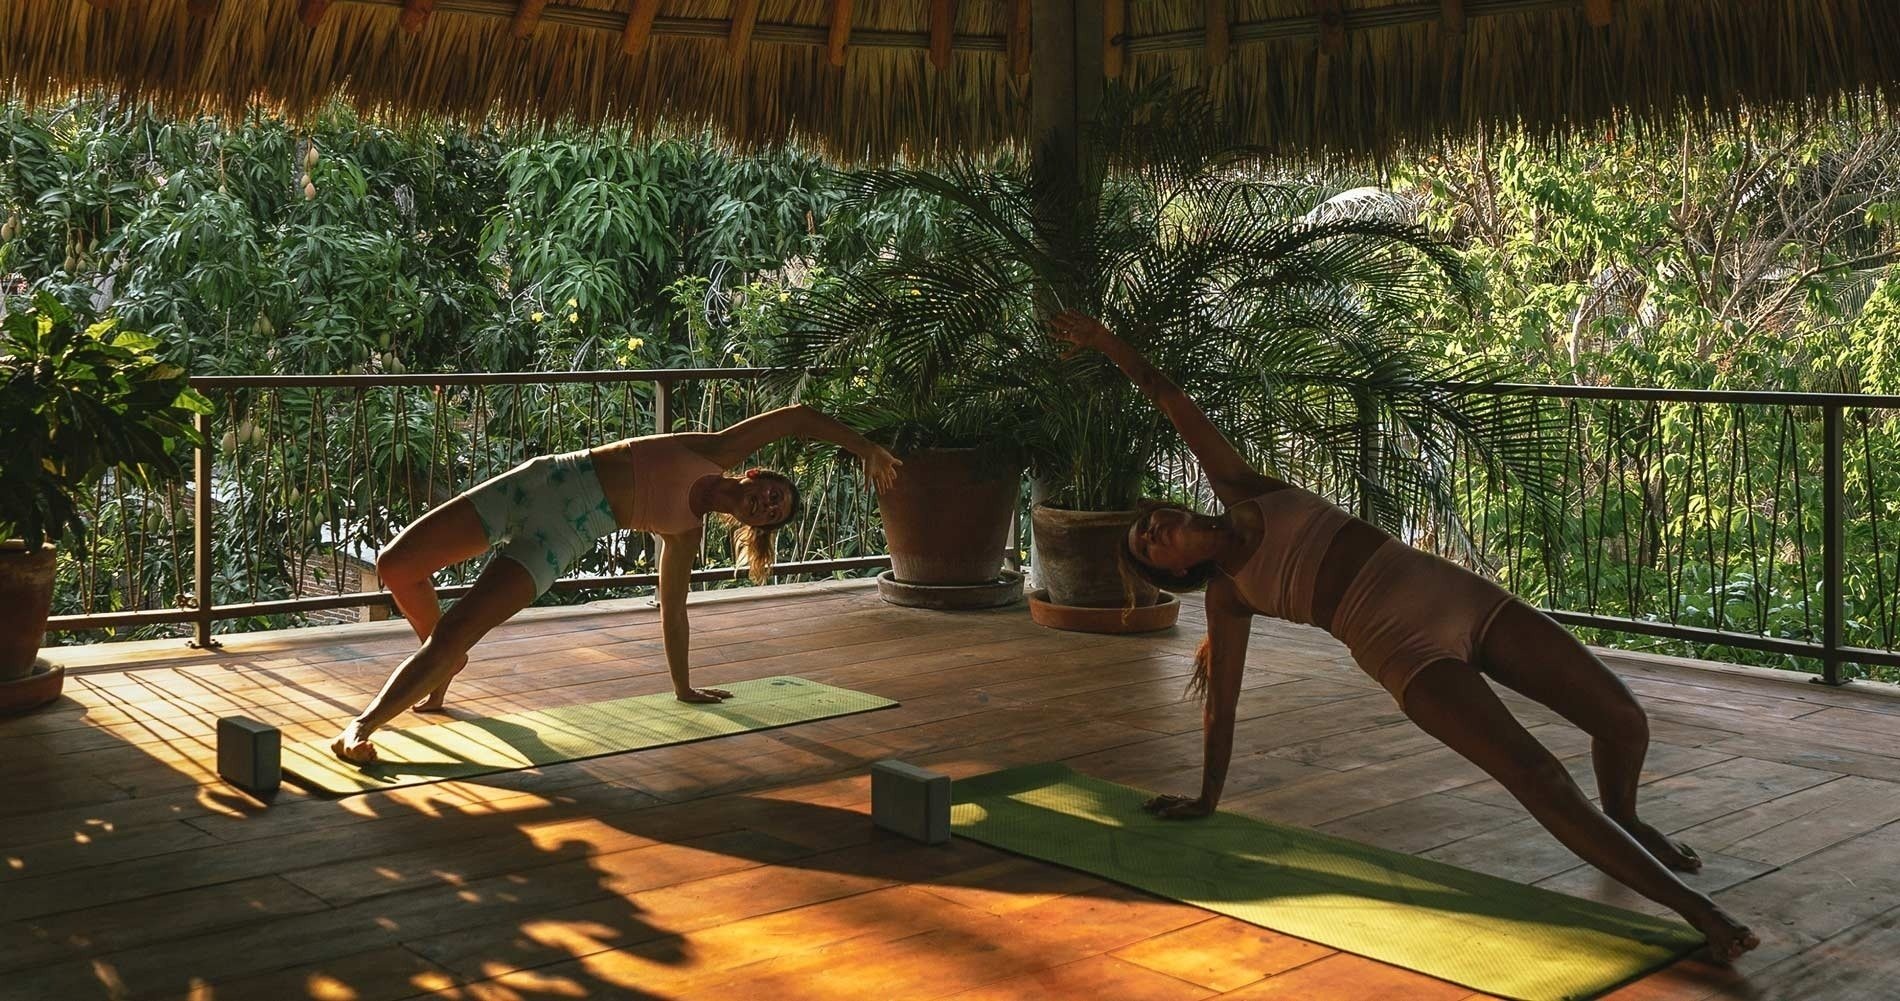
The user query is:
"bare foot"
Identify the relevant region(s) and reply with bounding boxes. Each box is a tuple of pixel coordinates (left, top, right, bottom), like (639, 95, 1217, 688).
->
(329, 723, 378, 766)
(411, 655, 467, 714)
(1690, 906, 1759, 964)
(1620, 816, 1703, 872)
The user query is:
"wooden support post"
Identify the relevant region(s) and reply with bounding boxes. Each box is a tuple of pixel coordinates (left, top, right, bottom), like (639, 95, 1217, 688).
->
(1008, 0, 1032, 78)
(728, 0, 761, 62)
(399, 0, 434, 34)
(1032, 0, 1103, 186)
(1584, 0, 1613, 28)
(1102, 0, 1125, 80)
(511, 0, 548, 38)
(929, 0, 956, 71)
(1205, 0, 1229, 68)
(621, 0, 661, 57)
(1316, 0, 1347, 55)
(1438, 0, 1465, 107)
(1440, 0, 1465, 41)
(827, 0, 854, 67)
(298, 0, 333, 29)
(358, 565, 388, 622)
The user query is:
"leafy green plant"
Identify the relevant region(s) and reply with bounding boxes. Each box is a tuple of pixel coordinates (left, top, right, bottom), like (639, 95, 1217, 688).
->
(784, 84, 1541, 526)
(0, 293, 210, 547)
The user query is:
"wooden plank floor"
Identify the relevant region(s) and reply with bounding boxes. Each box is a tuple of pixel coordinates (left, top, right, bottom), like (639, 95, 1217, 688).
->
(11, 578, 1900, 1001)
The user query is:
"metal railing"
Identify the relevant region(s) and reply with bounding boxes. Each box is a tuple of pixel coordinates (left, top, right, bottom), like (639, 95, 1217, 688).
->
(1147, 384, 1900, 687)
(1428, 385, 1900, 685)
(50, 373, 1900, 687)
(49, 368, 890, 646)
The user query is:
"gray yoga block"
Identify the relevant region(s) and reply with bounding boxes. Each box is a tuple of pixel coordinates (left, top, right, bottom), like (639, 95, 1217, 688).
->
(871, 759, 951, 845)
(217, 716, 281, 794)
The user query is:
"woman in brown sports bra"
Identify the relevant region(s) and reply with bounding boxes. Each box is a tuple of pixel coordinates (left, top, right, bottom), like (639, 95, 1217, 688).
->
(1049, 311, 1758, 963)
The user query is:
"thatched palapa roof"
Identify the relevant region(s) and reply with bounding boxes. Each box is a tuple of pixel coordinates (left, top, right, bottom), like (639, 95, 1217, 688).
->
(3, 1, 1897, 160)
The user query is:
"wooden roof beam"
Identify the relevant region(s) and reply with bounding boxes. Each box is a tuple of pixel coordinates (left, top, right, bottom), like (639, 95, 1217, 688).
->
(929, 0, 956, 70)
(621, 0, 660, 56)
(827, 0, 854, 67)
(1103, 0, 1125, 79)
(1205, 0, 1229, 68)
(1584, 0, 1613, 28)
(399, 0, 434, 33)
(186, 0, 219, 18)
(511, 0, 548, 38)
(728, 0, 761, 61)
(1008, 0, 1031, 78)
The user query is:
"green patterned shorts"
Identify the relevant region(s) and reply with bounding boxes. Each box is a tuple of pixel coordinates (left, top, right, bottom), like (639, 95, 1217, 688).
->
(465, 449, 621, 597)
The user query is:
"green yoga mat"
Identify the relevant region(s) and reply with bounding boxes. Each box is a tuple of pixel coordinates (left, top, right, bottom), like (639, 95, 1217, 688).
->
(951, 764, 1704, 1001)
(284, 676, 895, 795)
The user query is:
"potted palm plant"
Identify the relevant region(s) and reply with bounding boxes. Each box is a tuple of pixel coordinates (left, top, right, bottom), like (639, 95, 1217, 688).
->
(778, 332, 1031, 609)
(787, 84, 1539, 632)
(0, 293, 208, 711)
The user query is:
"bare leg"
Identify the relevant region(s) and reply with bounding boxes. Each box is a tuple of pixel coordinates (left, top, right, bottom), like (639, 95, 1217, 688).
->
(377, 497, 490, 712)
(332, 557, 537, 765)
(1401, 659, 1758, 962)
(1479, 601, 1700, 872)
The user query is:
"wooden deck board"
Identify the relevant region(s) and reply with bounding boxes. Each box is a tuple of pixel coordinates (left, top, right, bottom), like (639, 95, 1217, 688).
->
(9, 579, 1899, 1001)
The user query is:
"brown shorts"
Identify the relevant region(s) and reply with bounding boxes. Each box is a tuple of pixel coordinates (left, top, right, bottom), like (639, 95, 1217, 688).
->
(1329, 540, 1514, 708)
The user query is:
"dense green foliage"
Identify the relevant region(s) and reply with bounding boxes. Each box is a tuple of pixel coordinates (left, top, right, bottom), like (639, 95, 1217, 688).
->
(782, 88, 1539, 523)
(1401, 114, 1900, 679)
(0, 99, 903, 637)
(6, 95, 1900, 683)
(0, 293, 208, 547)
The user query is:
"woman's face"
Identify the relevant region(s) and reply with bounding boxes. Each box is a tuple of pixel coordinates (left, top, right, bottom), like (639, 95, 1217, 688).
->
(736, 474, 794, 527)
(1126, 505, 1217, 573)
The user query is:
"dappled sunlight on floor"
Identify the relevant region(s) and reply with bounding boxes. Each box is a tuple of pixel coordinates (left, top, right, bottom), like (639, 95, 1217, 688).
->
(9, 580, 1900, 1000)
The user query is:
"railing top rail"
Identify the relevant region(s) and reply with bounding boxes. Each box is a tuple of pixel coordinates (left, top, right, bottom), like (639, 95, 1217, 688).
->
(189, 370, 1900, 410)
(1468, 382, 1900, 409)
(188, 367, 785, 390)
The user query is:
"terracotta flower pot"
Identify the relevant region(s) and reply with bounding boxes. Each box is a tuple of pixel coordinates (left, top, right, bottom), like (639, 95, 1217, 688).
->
(1029, 503, 1158, 609)
(875, 448, 1022, 586)
(0, 542, 56, 683)
(0, 662, 64, 715)
(1027, 588, 1178, 634)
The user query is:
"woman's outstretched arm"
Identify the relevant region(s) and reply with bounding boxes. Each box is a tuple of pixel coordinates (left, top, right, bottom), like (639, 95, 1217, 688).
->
(1048, 311, 1281, 506)
(656, 532, 732, 703)
(1144, 579, 1253, 818)
(694, 404, 901, 489)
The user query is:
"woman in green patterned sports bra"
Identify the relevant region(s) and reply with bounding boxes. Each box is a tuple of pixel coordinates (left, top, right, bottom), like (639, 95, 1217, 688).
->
(329, 404, 899, 768)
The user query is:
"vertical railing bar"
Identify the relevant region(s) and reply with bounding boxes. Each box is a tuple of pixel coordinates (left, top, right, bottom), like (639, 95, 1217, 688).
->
(652, 377, 673, 587)
(1820, 403, 1845, 685)
(1735, 407, 1763, 635)
(1790, 407, 1815, 642)
(191, 408, 218, 649)
(1702, 404, 1732, 634)
(1858, 413, 1891, 650)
